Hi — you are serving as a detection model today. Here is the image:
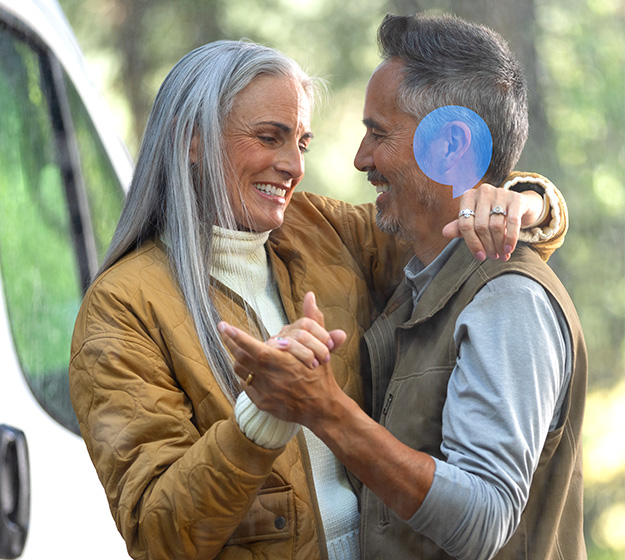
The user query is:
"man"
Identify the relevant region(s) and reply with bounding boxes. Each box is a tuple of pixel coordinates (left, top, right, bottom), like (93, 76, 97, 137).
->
(220, 13, 587, 560)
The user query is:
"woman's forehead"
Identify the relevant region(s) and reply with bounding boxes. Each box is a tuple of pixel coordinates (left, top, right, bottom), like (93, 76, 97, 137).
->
(229, 74, 312, 131)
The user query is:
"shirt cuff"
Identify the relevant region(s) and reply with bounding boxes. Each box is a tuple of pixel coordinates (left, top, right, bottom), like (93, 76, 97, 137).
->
(407, 459, 472, 543)
(234, 391, 301, 449)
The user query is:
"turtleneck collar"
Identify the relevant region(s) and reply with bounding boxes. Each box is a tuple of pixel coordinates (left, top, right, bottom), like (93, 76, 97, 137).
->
(212, 225, 270, 254)
(210, 224, 271, 281)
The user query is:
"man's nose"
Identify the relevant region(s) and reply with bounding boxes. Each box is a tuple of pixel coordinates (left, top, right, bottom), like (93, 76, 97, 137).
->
(354, 136, 373, 172)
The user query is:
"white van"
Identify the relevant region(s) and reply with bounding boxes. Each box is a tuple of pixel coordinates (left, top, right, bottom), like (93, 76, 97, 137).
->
(0, 0, 132, 557)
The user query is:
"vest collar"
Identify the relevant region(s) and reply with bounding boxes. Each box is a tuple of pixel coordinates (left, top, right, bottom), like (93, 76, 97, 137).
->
(403, 241, 483, 327)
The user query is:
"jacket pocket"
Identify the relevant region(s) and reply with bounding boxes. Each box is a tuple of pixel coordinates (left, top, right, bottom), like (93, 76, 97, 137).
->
(226, 485, 294, 545)
(383, 366, 454, 458)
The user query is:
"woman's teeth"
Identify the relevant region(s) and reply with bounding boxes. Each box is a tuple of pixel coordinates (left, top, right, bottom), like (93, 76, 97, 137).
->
(255, 183, 286, 197)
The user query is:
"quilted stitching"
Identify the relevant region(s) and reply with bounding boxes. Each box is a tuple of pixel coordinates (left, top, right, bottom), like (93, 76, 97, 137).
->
(69, 192, 410, 559)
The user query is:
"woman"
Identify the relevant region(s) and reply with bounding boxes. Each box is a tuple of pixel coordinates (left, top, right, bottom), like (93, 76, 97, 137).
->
(69, 40, 566, 560)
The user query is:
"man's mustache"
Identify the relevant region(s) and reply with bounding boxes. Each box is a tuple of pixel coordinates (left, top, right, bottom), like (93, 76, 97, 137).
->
(367, 171, 389, 183)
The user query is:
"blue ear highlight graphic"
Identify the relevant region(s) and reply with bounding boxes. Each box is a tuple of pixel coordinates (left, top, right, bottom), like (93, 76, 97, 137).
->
(413, 106, 493, 198)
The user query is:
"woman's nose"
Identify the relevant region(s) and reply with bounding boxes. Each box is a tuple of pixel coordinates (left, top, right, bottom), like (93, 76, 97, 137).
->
(276, 142, 304, 179)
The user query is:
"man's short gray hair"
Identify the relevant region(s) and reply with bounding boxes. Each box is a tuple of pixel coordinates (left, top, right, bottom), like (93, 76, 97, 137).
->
(377, 13, 529, 185)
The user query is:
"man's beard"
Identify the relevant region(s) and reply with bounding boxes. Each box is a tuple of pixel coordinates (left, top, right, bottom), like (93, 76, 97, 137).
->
(373, 173, 439, 241)
(375, 205, 402, 236)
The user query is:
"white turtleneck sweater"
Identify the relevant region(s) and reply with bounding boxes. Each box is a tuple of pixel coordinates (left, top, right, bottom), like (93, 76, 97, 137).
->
(211, 225, 360, 560)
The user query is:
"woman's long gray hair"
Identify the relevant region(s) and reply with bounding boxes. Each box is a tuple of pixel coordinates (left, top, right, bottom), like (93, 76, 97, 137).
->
(99, 40, 318, 401)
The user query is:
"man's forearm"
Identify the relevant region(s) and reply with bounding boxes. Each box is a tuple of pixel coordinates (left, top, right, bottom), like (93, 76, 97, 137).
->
(310, 389, 436, 520)
(218, 317, 436, 519)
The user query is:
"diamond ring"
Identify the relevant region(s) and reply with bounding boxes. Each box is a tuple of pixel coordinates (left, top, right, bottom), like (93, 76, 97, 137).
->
(458, 208, 476, 219)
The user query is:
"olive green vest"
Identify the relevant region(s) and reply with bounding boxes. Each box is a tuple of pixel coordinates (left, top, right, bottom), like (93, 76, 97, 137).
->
(360, 242, 587, 560)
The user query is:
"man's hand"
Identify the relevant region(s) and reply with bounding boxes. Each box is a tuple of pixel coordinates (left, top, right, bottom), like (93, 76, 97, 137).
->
(443, 183, 544, 261)
(219, 297, 435, 521)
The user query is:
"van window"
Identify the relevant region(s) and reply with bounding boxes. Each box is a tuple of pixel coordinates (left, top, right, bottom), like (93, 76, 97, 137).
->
(65, 77, 124, 259)
(0, 23, 123, 434)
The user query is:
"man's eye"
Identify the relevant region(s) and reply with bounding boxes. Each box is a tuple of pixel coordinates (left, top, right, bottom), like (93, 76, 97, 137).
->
(299, 144, 310, 153)
(258, 136, 277, 144)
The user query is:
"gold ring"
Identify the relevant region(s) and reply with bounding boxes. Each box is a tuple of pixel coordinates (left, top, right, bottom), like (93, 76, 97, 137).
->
(244, 373, 254, 386)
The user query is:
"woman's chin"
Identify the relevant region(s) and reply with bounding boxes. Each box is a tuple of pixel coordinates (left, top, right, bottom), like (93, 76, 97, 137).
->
(237, 213, 284, 233)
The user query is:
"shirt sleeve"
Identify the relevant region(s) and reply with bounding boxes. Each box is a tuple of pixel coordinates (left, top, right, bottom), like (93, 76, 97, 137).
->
(407, 274, 571, 560)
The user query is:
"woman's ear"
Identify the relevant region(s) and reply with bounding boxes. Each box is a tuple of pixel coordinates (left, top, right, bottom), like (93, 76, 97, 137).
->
(189, 128, 201, 164)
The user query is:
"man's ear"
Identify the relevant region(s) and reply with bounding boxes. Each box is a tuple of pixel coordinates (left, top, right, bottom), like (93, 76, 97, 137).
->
(438, 120, 472, 171)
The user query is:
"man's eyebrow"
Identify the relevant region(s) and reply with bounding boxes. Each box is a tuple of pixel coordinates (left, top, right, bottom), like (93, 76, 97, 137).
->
(255, 121, 314, 139)
(363, 117, 386, 133)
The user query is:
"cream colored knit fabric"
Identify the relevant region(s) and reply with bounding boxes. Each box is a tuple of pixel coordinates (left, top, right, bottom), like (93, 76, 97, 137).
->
(211, 225, 287, 336)
(211, 225, 300, 449)
(212, 225, 360, 558)
(302, 429, 360, 559)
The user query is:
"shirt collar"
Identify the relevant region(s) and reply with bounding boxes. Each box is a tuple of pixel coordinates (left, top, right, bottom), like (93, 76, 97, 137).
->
(404, 239, 461, 308)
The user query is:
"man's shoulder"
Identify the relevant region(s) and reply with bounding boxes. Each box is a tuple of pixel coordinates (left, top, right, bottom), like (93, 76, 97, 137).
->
(474, 243, 564, 294)
(473, 272, 552, 308)
(470, 244, 581, 334)
(482, 242, 546, 273)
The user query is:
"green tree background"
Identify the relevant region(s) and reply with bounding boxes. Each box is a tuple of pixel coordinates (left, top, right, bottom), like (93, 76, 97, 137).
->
(59, 0, 625, 557)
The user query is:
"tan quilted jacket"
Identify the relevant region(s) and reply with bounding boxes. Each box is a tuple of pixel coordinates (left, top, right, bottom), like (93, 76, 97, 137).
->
(69, 180, 566, 560)
(69, 192, 411, 560)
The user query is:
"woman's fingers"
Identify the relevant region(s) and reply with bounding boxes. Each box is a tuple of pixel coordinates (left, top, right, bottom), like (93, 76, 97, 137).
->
(447, 184, 532, 261)
(223, 292, 344, 371)
(455, 188, 487, 260)
(267, 334, 324, 368)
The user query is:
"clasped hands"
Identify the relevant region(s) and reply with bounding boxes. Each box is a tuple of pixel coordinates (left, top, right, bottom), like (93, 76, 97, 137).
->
(218, 292, 345, 428)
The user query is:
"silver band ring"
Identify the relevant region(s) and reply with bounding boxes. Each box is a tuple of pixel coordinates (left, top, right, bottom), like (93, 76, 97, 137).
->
(490, 206, 507, 217)
(458, 208, 476, 219)
(244, 373, 254, 386)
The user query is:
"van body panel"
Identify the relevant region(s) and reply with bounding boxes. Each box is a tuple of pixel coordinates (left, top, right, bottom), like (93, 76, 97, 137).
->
(0, 0, 133, 557)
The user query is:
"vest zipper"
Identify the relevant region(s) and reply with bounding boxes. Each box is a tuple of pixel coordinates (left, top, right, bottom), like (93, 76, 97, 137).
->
(379, 393, 394, 526)
(382, 393, 394, 421)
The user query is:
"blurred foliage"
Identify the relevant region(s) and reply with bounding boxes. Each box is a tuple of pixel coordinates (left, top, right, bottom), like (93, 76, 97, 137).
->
(59, 0, 625, 556)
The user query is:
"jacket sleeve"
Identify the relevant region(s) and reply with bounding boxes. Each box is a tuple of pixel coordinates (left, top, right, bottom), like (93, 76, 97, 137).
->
(503, 171, 568, 262)
(301, 170, 568, 310)
(69, 286, 283, 560)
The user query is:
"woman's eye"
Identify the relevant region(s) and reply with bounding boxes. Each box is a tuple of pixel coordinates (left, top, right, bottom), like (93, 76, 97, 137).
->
(258, 136, 277, 145)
